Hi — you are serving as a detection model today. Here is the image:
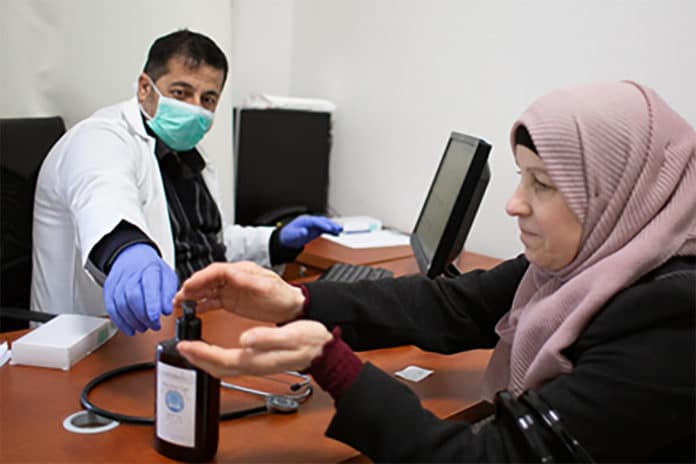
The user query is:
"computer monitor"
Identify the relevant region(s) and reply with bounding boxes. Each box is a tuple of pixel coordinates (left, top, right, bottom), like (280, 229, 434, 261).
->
(410, 132, 491, 278)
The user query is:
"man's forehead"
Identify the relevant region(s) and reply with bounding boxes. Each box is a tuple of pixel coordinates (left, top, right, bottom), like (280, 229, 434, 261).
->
(159, 57, 225, 90)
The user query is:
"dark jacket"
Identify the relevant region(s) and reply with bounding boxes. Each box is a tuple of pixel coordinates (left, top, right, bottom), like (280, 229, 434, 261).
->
(305, 255, 695, 462)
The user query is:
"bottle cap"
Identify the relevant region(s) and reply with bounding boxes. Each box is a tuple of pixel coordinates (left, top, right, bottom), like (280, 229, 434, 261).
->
(177, 300, 202, 340)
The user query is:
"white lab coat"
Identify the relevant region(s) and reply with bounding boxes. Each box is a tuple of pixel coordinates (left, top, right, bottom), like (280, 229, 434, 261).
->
(31, 97, 274, 316)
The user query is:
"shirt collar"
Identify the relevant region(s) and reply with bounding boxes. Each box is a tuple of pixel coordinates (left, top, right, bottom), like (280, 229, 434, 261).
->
(142, 114, 206, 179)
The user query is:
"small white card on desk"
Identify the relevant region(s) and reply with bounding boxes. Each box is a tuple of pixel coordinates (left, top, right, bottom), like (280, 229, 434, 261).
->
(395, 365, 434, 383)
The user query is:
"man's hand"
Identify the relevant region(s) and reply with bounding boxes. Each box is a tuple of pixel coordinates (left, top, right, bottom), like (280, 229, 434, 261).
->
(173, 261, 306, 323)
(104, 243, 178, 335)
(279, 215, 342, 248)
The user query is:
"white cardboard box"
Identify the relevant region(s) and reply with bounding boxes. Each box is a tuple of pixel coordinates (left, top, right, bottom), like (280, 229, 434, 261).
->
(10, 314, 117, 370)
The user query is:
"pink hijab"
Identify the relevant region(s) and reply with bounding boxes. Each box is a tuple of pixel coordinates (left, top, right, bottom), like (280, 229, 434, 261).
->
(481, 81, 696, 400)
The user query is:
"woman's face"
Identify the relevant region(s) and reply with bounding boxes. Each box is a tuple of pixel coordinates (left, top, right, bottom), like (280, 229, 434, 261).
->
(506, 145, 582, 270)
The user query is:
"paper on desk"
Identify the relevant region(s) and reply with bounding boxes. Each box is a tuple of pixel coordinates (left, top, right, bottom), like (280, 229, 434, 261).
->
(395, 365, 434, 383)
(332, 216, 382, 233)
(0, 341, 10, 367)
(322, 229, 410, 249)
(243, 93, 336, 113)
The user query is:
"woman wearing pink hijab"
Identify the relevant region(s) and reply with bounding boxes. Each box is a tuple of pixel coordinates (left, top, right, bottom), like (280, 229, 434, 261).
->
(174, 81, 695, 462)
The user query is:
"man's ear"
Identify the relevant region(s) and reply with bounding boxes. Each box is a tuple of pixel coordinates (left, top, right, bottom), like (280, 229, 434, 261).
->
(136, 73, 151, 103)
(138, 73, 159, 118)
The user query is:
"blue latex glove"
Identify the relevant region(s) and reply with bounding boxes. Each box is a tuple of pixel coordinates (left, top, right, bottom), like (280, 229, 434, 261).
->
(103, 243, 178, 336)
(279, 215, 343, 249)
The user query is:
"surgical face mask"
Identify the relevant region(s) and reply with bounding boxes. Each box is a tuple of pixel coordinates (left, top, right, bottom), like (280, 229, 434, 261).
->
(142, 76, 214, 151)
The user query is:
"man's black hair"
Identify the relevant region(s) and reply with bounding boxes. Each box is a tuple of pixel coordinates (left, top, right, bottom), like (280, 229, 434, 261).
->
(144, 29, 228, 84)
(514, 124, 538, 154)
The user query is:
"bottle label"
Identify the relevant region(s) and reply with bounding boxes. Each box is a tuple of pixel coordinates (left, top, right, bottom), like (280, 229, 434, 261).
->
(156, 361, 197, 447)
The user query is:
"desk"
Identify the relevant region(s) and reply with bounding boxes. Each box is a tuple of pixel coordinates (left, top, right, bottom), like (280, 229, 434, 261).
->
(0, 243, 500, 463)
(297, 238, 414, 269)
(291, 237, 501, 279)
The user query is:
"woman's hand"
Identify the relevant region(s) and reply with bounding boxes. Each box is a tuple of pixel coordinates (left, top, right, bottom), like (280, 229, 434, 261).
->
(176, 320, 332, 377)
(172, 261, 306, 324)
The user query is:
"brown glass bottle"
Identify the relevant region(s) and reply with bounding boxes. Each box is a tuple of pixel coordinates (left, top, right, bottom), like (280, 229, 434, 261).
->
(154, 304, 220, 462)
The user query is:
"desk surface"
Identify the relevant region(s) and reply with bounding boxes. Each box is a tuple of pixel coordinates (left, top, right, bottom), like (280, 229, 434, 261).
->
(0, 246, 501, 463)
(296, 237, 414, 269)
(296, 237, 501, 275)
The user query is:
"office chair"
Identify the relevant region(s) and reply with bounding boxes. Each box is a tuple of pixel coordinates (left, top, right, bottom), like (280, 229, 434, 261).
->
(1, 116, 65, 332)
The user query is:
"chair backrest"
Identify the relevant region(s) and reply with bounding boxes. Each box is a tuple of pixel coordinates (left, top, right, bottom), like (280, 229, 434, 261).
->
(1, 116, 65, 331)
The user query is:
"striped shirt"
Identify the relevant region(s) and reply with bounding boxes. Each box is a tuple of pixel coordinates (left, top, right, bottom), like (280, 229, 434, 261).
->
(152, 132, 227, 282)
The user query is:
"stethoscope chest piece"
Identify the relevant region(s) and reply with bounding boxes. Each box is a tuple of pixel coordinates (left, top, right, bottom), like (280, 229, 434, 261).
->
(266, 395, 299, 413)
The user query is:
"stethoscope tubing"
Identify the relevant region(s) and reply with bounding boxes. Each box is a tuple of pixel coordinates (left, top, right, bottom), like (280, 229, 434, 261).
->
(221, 371, 312, 402)
(80, 362, 312, 425)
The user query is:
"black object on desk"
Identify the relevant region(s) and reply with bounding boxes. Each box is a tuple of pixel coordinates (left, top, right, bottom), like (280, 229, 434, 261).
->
(233, 108, 331, 226)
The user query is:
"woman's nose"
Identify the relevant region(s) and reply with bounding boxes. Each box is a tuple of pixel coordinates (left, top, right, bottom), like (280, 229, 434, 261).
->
(505, 187, 530, 217)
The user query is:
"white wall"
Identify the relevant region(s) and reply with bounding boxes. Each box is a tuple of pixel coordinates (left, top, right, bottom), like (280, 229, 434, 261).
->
(0, 0, 236, 219)
(227, 1, 295, 105)
(283, 0, 695, 260)
(3, 1, 695, 261)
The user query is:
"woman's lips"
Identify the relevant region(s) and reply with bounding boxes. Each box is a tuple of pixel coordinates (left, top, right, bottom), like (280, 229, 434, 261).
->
(519, 227, 538, 245)
(520, 228, 536, 236)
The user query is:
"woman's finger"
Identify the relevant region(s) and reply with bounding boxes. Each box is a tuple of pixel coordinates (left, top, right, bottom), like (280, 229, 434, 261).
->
(234, 346, 318, 374)
(240, 321, 332, 351)
(177, 336, 325, 377)
(177, 340, 242, 378)
(239, 326, 300, 350)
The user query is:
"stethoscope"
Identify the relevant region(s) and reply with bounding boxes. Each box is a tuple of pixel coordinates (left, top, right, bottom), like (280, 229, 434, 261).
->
(221, 371, 313, 413)
(80, 363, 313, 425)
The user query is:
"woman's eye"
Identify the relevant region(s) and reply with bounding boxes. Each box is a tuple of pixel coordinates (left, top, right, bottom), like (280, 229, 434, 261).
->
(533, 178, 552, 192)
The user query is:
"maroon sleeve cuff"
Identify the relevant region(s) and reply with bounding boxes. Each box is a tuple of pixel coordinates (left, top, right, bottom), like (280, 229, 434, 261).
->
(308, 326, 363, 403)
(277, 286, 363, 401)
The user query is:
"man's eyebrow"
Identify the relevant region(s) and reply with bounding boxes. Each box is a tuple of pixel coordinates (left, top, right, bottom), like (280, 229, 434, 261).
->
(168, 81, 220, 96)
(168, 81, 194, 89)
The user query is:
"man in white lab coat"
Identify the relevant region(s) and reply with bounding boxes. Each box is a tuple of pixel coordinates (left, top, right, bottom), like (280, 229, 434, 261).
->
(31, 30, 341, 335)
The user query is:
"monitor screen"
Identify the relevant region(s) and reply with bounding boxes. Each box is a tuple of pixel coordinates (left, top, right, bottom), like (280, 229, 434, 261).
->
(410, 132, 491, 278)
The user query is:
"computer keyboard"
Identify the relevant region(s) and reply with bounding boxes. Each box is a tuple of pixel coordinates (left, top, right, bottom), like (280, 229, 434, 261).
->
(319, 263, 394, 283)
